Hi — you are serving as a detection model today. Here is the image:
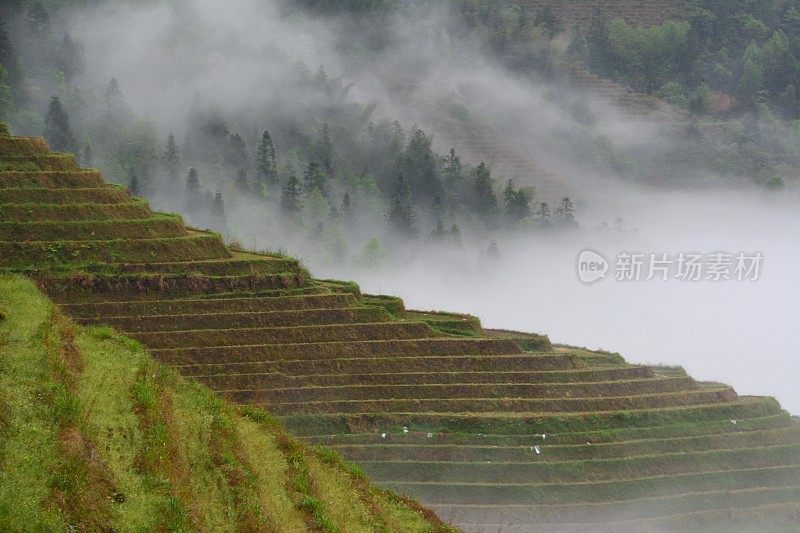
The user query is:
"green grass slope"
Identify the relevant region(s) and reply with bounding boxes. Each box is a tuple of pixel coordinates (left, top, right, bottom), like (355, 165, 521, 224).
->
(0, 275, 451, 532)
(1, 128, 798, 531)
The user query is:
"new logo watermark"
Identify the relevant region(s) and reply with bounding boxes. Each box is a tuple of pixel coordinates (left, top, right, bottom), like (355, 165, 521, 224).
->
(578, 250, 763, 284)
(577, 249, 609, 284)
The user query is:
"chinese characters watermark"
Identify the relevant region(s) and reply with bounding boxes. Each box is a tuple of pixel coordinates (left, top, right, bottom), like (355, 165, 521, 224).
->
(578, 250, 763, 284)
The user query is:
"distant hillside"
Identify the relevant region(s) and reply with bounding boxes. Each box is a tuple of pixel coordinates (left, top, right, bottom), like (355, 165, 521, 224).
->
(520, 0, 686, 29)
(0, 275, 451, 532)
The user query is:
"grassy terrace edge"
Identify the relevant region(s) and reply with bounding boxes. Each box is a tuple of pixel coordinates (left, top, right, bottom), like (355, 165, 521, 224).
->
(0, 274, 453, 532)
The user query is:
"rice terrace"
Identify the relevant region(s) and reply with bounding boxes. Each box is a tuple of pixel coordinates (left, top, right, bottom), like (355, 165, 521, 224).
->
(0, 0, 799, 532)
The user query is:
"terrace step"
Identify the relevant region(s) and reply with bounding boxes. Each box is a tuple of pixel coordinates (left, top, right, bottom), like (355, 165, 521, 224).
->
(303, 413, 796, 446)
(0, 170, 105, 188)
(0, 234, 230, 268)
(360, 444, 800, 484)
(191, 366, 655, 387)
(383, 464, 800, 505)
(586, 502, 800, 532)
(109, 253, 301, 277)
(286, 399, 787, 442)
(0, 199, 152, 222)
(132, 321, 439, 349)
(0, 153, 77, 171)
(330, 426, 800, 463)
(0, 215, 187, 241)
(59, 292, 356, 317)
(431, 486, 800, 526)
(217, 377, 698, 404)
(0, 136, 49, 156)
(43, 272, 307, 303)
(268, 387, 738, 415)
(78, 306, 392, 332)
(153, 338, 527, 364)
(177, 354, 577, 379)
(0, 185, 130, 204)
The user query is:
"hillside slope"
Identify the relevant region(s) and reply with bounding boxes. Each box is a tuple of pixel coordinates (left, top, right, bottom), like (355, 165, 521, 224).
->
(519, 0, 686, 29)
(0, 128, 798, 531)
(0, 275, 451, 532)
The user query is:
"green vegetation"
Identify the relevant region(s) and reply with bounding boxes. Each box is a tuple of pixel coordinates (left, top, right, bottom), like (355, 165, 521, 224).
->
(0, 275, 451, 532)
(573, 1, 800, 118)
(0, 70, 798, 531)
(0, 0, 586, 273)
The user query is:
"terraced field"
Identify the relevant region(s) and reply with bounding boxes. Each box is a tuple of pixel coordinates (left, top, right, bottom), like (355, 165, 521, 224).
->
(423, 106, 570, 202)
(2, 128, 798, 531)
(565, 66, 686, 123)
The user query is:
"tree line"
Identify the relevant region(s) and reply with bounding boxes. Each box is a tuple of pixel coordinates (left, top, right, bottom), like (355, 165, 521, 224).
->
(0, 1, 580, 268)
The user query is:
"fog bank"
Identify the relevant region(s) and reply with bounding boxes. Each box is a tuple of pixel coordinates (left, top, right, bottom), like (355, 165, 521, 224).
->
(335, 190, 800, 414)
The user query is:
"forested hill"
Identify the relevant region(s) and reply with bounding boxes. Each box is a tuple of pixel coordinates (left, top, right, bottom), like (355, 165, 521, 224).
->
(0, 0, 797, 268)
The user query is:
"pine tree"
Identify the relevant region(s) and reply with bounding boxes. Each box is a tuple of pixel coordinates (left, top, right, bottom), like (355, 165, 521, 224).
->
(502, 179, 516, 211)
(43, 96, 76, 153)
(316, 122, 334, 177)
(431, 220, 446, 240)
(557, 197, 577, 227)
(101, 78, 132, 130)
(442, 148, 463, 185)
(358, 237, 388, 269)
(56, 34, 84, 83)
(186, 167, 200, 193)
(185, 168, 200, 213)
(302, 161, 326, 196)
(399, 127, 441, 206)
(388, 174, 417, 237)
(449, 223, 463, 247)
(256, 130, 277, 191)
(514, 189, 533, 220)
(213, 192, 225, 216)
(473, 162, 498, 224)
(105, 78, 124, 107)
(503, 179, 532, 224)
(214, 192, 225, 217)
(127, 170, 140, 196)
(328, 204, 340, 222)
(0, 19, 23, 98)
(535, 202, 551, 227)
(164, 133, 180, 184)
(281, 175, 301, 214)
(225, 133, 246, 169)
(341, 192, 353, 220)
(432, 194, 443, 216)
(213, 192, 227, 229)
